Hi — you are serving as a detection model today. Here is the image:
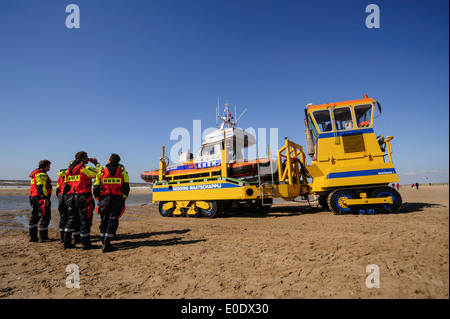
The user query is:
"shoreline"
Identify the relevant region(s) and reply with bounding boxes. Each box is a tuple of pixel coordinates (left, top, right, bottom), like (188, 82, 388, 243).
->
(0, 186, 153, 196)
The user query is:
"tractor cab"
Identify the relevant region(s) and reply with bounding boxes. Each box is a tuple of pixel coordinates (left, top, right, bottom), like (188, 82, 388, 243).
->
(304, 95, 383, 161)
(303, 95, 399, 194)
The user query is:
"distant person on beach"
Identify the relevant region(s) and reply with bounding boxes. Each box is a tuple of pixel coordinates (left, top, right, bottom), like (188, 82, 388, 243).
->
(28, 160, 52, 242)
(415, 182, 419, 190)
(396, 183, 400, 190)
(94, 153, 130, 253)
(63, 151, 101, 250)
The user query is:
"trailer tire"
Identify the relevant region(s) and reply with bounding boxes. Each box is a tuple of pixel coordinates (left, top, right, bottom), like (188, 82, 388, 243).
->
(370, 187, 402, 214)
(328, 189, 357, 215)
(200, 201, 218, 218)
(158, 201, 174, 217)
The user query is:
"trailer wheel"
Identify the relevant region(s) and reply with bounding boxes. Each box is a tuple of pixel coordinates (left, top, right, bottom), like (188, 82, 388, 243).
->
(200, 201, 218, 218)
(187, 206, 201, 217)
(370, 187, 402, 214)
(158, 201, 174, 217)
(328, 189, 357, 215)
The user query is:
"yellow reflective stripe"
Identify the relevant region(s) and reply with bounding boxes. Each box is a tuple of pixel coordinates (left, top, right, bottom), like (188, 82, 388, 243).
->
(102, 178, 122, 184)
(94, 173, 101, 186)
(81, 164, 101, 178)
(67, 175, 80, 182)
(122, 171, 129, 183)
(35, 173, 47, 185)
(35, 174, 49, 196)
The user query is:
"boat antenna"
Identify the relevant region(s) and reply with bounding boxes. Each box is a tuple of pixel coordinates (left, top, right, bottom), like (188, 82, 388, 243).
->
(234, 107, 247, 125)
(216, 97, 219, 128)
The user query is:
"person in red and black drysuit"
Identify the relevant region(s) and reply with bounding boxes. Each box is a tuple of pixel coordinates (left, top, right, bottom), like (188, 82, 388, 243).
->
(93, 153, 130, 253)
(56, 168, 82, 244)
(56, 169, 67, 243)
(63, 151, 101, 250)
(29, 160, 52, 242)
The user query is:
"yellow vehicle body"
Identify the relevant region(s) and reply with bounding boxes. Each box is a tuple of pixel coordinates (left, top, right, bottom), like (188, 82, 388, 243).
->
(153, 138, 309, 217)
(151, 95, 402, 216)
(303, 95, 402, 214)
(153, 179, 260, 202)
(304, 95, 399, 194)
(153, 179, 305, 203)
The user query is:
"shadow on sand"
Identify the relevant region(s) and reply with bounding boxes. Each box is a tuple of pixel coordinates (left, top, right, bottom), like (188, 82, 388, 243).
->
(218, 201, 445, 217)
(91, 229, 206, 251)
(219, 204, 323, 218)
(397, 202, 444, 214)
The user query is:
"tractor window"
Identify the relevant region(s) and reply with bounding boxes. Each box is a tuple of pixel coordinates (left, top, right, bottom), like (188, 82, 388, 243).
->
(333, 107, 354, 131)
(307, 114, 318, 140)
(312, 110, 332, 132)
(354, 104, 373, 128)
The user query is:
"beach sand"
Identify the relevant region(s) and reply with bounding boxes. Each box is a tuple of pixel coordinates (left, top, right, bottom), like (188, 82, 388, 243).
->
(0, 185, 448, 299)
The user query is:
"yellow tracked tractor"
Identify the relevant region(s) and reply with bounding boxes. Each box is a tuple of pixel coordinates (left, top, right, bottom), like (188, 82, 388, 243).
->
(303, 94, 401, 214)
(145, 95, 402, 217)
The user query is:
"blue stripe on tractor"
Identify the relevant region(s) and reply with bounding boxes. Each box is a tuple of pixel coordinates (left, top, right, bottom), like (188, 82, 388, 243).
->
(318, 128, 374, 139)
(327, 168, 397, 179)
(153, 182, 241, 192)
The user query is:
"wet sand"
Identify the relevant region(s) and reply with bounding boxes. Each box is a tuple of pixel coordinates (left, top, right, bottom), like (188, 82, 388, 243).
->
(0, 185, 448, 299)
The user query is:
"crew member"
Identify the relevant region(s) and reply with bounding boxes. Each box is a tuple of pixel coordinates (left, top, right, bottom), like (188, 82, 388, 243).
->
(29, 160, 52, 242)
(57, 169, 82, 245)
(94, 153, 130, 253)
(56, 169, 67, 243)
(63, 151, 101, 250)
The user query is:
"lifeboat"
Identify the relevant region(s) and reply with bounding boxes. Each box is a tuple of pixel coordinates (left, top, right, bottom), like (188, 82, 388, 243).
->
(141, 103, 277, 184)
(141, 158, 275, 183)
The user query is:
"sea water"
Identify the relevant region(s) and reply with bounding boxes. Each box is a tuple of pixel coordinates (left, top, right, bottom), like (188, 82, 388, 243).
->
(0, 191, 153, 231)
(0, 193, 153, 212)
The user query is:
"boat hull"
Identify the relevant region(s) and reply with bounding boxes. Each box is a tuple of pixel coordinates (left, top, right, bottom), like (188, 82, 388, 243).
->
(141, 159, 276, 183)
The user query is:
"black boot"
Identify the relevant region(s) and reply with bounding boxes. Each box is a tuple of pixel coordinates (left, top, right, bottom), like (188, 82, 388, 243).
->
(63, 232, 74, 249)
(39, 229, 50, 242)
(73, 233, 81, 244)
(29, 227, 39, 242)
(60, 231, 65, 243)
(81, 236, 97, 250)
(102, 236, 115, 253)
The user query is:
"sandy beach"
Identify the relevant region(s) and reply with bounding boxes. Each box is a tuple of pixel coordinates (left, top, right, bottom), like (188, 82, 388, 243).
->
(0, 185, 448, 299)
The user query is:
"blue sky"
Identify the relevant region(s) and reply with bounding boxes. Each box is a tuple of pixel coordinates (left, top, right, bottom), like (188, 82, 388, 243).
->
(0, 0, 448, 184)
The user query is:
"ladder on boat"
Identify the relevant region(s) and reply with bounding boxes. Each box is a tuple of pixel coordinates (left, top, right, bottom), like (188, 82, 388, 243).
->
(257, 145, 275, 206)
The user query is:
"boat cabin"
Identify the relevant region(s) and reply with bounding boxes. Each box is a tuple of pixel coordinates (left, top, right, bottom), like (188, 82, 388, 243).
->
(193, 127, 256, 165)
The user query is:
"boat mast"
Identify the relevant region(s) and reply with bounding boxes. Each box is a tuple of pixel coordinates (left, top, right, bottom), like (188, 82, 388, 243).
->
(218, 102, 234, 130)
(217, 100, 247, 129)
